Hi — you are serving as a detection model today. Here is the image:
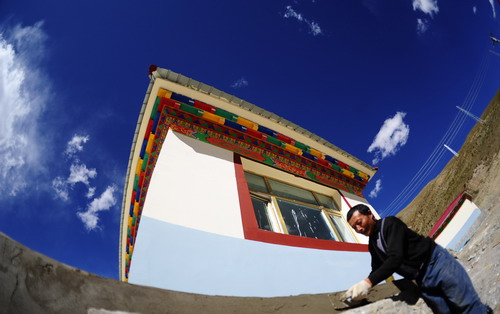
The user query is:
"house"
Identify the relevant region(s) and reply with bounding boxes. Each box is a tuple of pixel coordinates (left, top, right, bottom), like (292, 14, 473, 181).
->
(119, 66, 380, 297)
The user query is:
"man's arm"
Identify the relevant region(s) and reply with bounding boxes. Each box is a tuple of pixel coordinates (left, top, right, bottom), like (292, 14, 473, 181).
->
(367, 217, 406, 286)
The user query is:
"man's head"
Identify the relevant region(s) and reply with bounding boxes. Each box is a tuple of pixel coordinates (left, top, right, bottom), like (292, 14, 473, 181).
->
(347, 204, 377, 236)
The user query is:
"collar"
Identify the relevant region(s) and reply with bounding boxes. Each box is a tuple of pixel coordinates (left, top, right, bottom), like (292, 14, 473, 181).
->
(369, 218, 382, 239)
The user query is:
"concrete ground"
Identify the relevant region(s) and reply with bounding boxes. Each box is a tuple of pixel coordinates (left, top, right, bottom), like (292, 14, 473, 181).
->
(1, 230, 424, 314)
(1, 203, 497, 314)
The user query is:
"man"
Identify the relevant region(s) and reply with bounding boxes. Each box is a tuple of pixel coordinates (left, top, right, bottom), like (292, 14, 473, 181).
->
(342, 204, 489, 313)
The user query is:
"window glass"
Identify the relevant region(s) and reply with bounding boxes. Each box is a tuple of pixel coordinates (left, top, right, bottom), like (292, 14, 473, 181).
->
(251, 197, 272, 231)
(245, 172, 268, 193)
(277, 199, 337, 240)
(315, 193, 339, 210)
(329, 214, 357, 243)
(269, 179, 317, 205)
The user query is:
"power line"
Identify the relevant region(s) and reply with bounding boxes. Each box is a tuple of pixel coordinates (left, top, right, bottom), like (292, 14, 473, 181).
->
(381, 53, 490, 217)
(456, 106, 484, 124)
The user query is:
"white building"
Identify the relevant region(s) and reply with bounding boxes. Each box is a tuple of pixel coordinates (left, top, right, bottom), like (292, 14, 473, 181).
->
(429, 192, 482, 252)
(119, 66, 380, 297)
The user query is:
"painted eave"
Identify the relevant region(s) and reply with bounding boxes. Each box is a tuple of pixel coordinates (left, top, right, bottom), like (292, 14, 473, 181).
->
(151, 66, 376, 176)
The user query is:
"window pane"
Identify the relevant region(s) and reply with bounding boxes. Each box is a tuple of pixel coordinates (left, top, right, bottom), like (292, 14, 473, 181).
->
(315, 194, 339, 211)
(245, 172, 268, 193)
(329, 214, 357, 243)
(269, 180, 317, 205)
(277, 199, 336, 240)
(251, 197, 272, 231)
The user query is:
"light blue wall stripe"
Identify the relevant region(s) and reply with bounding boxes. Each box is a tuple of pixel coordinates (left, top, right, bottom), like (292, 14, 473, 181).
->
(129, 216, 371, 297)
(447, 209, 481, 251)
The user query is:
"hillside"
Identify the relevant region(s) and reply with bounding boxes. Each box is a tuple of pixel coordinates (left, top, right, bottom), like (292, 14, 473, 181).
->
(393, 88, 500, 311)
(397, 88, 500, 235)
(343, 89, 500, 313)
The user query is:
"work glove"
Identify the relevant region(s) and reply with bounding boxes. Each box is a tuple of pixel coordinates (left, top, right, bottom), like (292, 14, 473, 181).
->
(342, 279, 372, 302)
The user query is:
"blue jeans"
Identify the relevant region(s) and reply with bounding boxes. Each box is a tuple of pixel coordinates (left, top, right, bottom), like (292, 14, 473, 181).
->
(419, 245, 488, 313)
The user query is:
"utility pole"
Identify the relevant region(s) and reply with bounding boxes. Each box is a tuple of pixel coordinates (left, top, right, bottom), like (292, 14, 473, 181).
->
(444, 144, 459, 157)
(456, 106, 484, 124)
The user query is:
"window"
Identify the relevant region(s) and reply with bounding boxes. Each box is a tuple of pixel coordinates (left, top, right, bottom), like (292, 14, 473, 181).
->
(245, 172, 357, 243)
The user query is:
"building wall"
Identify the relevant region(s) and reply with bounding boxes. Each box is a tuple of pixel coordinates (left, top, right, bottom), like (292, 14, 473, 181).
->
(339, 192, 380, 244)
(140, 130, 244, 239)
(129, 217, 371, 297)
(120, 76, 378, 280)
(129, 130, 372, 297)
(434, 199, 481, 250)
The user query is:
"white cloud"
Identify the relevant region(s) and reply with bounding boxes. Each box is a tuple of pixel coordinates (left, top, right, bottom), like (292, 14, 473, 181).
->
(77, 185, 117, 230)
(367, 112, 410, 164)
(65, 134, 90, 157)
(488, 0, 496, 18)
(86, 186, 96, 199)
(231, 77, 249, 89)
(51, 162, 97, 200)
(284, 6, 304, 21)
(416, 18, 430, 35)
(473, 6, 477, 14)
(0, 21, 49, 196)
(67, 163, 97, 186)
(283, 6, 323, 36)
(52, 176, 69, 201)
(368, 179, 382, 198)
(412, 0, 439, 16)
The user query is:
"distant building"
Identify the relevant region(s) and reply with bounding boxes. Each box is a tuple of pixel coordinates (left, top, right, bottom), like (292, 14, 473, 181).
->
(119, 66, 380, 297)
(429, 192, 482, 252)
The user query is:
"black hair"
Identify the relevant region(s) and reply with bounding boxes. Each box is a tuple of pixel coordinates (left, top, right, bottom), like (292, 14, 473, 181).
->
(347, 204, 371, 222)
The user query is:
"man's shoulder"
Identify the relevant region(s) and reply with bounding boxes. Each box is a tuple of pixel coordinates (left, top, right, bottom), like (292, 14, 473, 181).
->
(382, 216, 409, 232)
(383, 216, 405, 225)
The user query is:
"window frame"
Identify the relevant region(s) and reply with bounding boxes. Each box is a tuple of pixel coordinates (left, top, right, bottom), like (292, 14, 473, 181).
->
(245, 171, 358, 243)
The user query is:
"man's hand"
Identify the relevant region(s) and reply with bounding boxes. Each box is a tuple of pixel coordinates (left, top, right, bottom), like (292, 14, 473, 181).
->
(342, 279, 372, 302)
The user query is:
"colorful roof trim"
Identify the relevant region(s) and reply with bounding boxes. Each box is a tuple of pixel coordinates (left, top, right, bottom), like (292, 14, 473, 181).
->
(162, 88, 370, 182)
(152, 67, 374, 173)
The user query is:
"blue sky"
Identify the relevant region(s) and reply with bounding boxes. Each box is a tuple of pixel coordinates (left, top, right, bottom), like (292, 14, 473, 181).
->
(0, 0, 498, 280)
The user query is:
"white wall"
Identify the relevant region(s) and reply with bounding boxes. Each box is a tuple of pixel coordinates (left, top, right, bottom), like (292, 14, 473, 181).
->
(339, 192, 380, 244)
(130, 129, 374, 297)
(141, 130, 244, 239)
(435, 199, 480, 248)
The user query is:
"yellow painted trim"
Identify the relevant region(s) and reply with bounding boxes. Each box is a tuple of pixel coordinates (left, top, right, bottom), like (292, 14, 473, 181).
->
(271, 196, 289, 235)
(135, 159, 143, 176)
(157, 88, 167, 98)
(202, 111, 225, 124)
(322, 211, 343, 241)
(145, 133, 155, 154)
(284, 143, 301, 155)
(133, 201, 139, 216)
(237, 116, 258, 130)
(309, 148, 325, 159)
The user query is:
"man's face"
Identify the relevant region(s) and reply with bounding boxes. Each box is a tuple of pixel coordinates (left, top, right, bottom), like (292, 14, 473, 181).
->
(348, 211, 376, 236)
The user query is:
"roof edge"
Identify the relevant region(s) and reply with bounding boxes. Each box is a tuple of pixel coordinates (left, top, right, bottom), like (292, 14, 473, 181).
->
(150, 66, 375, 172)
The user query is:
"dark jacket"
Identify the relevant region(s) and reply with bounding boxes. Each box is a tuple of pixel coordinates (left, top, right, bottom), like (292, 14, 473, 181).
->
(367, 216, 436, 286)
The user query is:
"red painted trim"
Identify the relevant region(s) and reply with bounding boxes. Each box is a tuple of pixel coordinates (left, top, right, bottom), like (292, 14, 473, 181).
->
(339, 190, 353, 209)
(234, 154, 260, 238)
(233, 154, 368, 252)
(428, 191, 468, 238)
